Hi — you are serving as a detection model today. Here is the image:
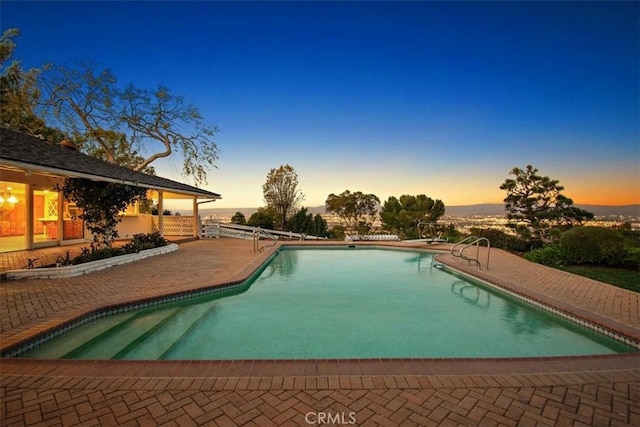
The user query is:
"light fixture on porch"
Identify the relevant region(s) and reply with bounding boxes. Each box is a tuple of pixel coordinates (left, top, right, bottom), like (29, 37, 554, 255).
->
(0, 189, 19, 206)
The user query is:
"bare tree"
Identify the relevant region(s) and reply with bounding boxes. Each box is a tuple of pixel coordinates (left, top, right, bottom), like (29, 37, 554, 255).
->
(40, 63, 219, 185)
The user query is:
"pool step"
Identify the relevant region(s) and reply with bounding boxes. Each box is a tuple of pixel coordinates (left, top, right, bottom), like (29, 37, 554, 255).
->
(117, 300, 217, 360)
(64, 307, 181, 359)
(22, 312, 138, 359)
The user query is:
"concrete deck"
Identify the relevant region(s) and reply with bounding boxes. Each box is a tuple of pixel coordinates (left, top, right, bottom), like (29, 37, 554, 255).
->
(1, 239, 638, 426)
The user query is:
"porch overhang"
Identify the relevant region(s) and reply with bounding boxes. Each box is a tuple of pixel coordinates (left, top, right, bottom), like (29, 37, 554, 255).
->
(1, 160, 221, 200)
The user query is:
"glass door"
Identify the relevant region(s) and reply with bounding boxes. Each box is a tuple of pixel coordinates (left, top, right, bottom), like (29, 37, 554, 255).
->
(0, 181, 27, 252)
(33, 185, 60, 246)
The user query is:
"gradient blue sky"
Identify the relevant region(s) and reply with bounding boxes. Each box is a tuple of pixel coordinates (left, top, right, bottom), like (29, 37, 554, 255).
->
(3, 1, 639, 209)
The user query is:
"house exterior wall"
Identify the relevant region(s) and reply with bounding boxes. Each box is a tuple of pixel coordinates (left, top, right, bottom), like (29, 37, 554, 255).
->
(2, 151, 212, 252)
(1, 129, 219, 253)
(116, 214, 154, 239)
(0, 169, 90, 252)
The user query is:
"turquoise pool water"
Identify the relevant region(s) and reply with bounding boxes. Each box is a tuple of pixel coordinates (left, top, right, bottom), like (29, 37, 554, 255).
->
(21, 247, 635, 359)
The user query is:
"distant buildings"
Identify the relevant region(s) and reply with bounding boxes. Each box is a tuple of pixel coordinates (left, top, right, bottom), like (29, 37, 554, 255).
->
(202, 212, 640, 233)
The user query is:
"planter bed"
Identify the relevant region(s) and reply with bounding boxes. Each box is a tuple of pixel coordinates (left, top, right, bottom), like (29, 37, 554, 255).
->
(4, 244, 179, 280)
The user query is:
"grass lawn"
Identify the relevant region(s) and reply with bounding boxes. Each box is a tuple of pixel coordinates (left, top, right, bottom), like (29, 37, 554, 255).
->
(561, 265, 640, 293)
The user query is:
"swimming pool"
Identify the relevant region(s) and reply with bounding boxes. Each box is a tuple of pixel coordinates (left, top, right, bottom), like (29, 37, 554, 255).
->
(19, 247, 636, 359)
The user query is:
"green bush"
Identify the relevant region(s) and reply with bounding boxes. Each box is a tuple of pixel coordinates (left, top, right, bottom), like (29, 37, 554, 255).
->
(622, 247, 640, 271)
(524, 245, 565, 267)
(72, 247, 125, 265)
(328, 225, 346, 240)
(440, 224, 462, 242)
(133, 231, 169, 248)
(468, 228, 539, 253)
(72, 232, 169, 265)
(560, 227, 626, 266)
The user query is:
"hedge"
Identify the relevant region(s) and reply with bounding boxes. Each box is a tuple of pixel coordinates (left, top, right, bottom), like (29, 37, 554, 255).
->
(560, 227, 625, 266)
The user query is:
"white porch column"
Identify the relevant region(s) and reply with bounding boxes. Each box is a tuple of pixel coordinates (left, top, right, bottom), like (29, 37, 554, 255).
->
(26, 184, 33, 250)
(193, 197, 199, 239)
(157, 191, 164, 235)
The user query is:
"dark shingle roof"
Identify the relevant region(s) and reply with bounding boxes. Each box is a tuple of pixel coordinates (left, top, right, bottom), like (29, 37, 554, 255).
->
(0, 128, 220, 199)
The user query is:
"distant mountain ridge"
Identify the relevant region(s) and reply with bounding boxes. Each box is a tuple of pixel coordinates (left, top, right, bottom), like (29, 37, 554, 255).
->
(195, 204, 639, 218)
(444, 204, 639, 217)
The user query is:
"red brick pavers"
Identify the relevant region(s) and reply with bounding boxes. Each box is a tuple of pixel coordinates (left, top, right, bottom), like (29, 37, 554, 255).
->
(1, 240, 639, 426)
(0, 244, 92, 274)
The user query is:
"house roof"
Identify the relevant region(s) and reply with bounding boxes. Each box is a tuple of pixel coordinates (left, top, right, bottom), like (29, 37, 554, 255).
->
(0, 128, 221, 199)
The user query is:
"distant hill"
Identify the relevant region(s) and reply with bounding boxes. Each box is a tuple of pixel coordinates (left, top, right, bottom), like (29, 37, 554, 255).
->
(444, 204, 507, 216)
(195, 204, 639, 219)
(444, 204, 640, 217)
(196, 205, 326, 218)
(576, 204, 640, 217)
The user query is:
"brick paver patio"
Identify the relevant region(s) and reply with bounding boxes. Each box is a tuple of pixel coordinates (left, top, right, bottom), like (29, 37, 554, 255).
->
(1, 239, 638, 426)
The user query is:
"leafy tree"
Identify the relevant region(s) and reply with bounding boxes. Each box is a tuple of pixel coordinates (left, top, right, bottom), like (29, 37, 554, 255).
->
(262, 164, 304, 230)
(247, 207, 276, 229)
(39, 63, 219, 185)
(231, 211, 247, 225)
(0, 28, 65, 141)
(328, 225, 346, 240)
(500, 165, 593, 241)
(312, 214, 329, 237)
(325, 190, 380, 232)
(286, 207, 328, 237)
(287, 207, 313, 234)
(380, 194, 445, 239)
(0, 28, 41, 132)
(62, 178, 148, 248)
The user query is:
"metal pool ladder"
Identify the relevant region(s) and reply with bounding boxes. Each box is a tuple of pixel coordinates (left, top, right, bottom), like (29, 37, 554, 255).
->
(253, 227, 279, 252)
(450, 236, 491, 269)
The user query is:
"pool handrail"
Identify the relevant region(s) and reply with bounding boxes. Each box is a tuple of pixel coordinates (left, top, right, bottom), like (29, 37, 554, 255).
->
(254, 227, 279, 252)
(451, 236, 491, 270)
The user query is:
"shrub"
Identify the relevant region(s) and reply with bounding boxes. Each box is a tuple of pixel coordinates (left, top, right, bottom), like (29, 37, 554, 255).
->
(560, 227, 626, 266)
(72, 247, 124, 265)
(524, 245, 565, 267)
(134, 231, 169, 248)
(328, 225, 346, 240)
(468, 228, 539, 253)
(72, 232, 169, 265)
(622, 247, 640, 271)
(439, 224, 462, 242)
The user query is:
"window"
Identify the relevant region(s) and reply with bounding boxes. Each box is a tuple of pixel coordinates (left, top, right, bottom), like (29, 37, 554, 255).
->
(63, 200, 84, 240)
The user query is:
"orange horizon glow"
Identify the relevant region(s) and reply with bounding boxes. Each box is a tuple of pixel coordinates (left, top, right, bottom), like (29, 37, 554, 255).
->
(415, 179, 640, 208)
(565, 195, 640, 206)
(449, 193, 640, 207)
(454, 171, 640, 207)
(561, 180, 640, 206)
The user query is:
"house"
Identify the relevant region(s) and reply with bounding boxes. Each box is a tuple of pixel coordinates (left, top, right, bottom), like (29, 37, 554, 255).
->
(0, 128, 221, 253)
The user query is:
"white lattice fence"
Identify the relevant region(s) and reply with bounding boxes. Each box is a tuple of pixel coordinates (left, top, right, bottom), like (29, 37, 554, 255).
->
(152, 216, 195, 236)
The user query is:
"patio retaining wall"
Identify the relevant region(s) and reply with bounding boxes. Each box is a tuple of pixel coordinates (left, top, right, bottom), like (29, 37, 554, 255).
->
(4, 243, 178, 280)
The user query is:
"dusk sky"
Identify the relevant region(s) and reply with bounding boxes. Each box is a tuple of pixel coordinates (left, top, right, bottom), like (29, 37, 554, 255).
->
(3, 1, 639, 209)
